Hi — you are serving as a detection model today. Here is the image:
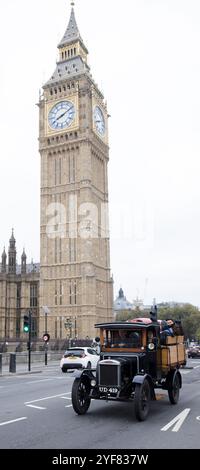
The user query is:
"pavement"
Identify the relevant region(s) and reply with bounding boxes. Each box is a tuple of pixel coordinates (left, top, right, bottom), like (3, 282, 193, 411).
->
(0, 359, 60, 377)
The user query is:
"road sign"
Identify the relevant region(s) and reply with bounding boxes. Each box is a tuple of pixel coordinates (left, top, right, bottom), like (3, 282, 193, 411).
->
(43, 333, 50, 342)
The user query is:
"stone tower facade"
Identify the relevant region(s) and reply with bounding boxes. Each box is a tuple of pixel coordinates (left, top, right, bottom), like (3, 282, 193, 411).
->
(39, 5, 113, 340)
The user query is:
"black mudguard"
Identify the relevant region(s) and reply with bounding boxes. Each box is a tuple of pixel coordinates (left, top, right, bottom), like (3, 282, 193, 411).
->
(132, 374, 156, 400)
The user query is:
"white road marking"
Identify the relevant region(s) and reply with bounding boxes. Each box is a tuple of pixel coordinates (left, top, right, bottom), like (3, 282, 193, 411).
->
(50, 376, 66, 379)
(180, 370, 191, 374)
(24, 392, 71, 405)
(60, 396, 71, 400)
(193, 365, 200, 369)
(26, 404, 46, 410)
(196, 416, 200, 421)
(0, 417, 27, 427)
(25, 378, 54, 384)
(25, 375, 66, 381)
(161, 408, 190, 432)
(65, 405, 72, 408)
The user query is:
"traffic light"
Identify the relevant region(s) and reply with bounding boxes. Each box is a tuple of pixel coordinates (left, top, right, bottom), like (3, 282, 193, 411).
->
(23, 315, 29, 333)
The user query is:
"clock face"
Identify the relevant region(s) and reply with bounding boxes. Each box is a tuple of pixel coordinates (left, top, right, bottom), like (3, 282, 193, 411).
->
(93, 106, 105, 136)
(48, 101, 75, 130)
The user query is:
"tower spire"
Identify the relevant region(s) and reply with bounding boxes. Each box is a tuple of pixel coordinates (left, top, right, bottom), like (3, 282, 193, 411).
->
(1, 246, 7, 273)
(21, 247, 27, 274)
(8, 229, 16, 274)
(58, 2, 86, 50)
(45, 2, 89, 87)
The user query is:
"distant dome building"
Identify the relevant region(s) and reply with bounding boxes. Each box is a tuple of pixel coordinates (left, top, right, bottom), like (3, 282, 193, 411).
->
(114, 288, 133, 312)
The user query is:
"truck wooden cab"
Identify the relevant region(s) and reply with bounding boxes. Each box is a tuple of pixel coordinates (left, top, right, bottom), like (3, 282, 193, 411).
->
(71, 318, 186, 421)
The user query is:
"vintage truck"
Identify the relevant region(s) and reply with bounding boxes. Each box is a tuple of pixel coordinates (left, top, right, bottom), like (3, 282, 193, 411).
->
(70, 316, 186, 421)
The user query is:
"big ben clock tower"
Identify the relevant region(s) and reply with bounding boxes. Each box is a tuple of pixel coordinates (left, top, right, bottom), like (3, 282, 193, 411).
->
(39, 2, 113, 340)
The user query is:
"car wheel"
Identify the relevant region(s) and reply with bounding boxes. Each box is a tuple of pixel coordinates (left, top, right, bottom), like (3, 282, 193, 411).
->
(168, 372, 180, 404)
(134, 379, 151, 421)
(72, 377, 91, 415)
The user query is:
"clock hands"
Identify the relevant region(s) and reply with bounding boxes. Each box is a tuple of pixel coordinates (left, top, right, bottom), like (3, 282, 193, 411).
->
(52, 105, 74, 125)
(57, 110, 68, 121)
(58, 105, 74, 120)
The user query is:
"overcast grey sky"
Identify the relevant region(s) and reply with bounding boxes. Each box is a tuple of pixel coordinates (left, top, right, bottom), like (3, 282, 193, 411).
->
(0, 0, 200, 307)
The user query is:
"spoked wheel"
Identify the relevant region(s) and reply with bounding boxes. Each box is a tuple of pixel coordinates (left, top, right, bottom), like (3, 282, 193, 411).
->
(72, 377, 91, 415)
(134, 379, 151, 421)
(168, 372, 180, 404)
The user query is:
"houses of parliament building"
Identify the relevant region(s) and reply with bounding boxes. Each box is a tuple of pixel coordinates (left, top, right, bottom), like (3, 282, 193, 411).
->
(0, 4, 113, 348)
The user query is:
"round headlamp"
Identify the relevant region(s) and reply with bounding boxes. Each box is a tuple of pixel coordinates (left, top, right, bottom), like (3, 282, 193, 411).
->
(148, 342, 155, 350)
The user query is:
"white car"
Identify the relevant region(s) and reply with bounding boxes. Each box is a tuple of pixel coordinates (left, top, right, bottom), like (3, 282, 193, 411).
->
(60, 347, 99, 373)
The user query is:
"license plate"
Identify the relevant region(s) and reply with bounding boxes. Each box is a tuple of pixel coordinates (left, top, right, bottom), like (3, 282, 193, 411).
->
(68, 356, 77, 359)
(99, 387, 118, 393)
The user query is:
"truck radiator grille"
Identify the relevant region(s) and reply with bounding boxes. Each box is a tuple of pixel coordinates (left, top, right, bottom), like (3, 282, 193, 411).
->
(99, 364, 119, 386)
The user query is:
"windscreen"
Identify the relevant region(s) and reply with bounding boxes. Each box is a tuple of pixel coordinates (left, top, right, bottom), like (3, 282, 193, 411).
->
(103, 329, 142, 348)
(64, 349, 85, 357)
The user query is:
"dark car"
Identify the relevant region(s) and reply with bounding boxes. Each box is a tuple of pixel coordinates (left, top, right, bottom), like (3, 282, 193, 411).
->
(69, 317, 186, 421)
(188, 345, 200, 358)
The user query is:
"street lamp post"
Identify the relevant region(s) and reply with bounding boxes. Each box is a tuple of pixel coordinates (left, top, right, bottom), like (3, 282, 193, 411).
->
(42, 306, 50, 366)
(45, 311, 48, 365)
(64, 317, 73, 347)
(28, 310, 32, 371)
(75, 316, 77, 340)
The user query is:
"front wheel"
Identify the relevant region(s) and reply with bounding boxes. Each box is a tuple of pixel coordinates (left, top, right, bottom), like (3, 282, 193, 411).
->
(72, 377, 91, 415)
(134, 379, 151, 421)
(168, 373, 180, 404)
